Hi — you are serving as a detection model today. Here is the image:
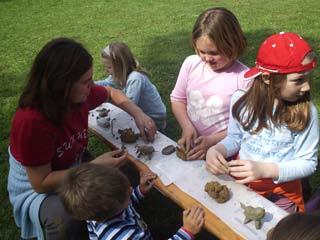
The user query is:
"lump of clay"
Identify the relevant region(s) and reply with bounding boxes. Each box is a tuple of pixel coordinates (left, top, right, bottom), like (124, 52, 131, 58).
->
(161, 145, 176, 155)
(97, 108, 110, 117)
(176, 147, 188, 160)
(96, 116, 111, 128)
(135, 145, 155, 160)
(118, 128, 140, 143)
(240, 203, 265, 229)
(204, 181, 230, 203)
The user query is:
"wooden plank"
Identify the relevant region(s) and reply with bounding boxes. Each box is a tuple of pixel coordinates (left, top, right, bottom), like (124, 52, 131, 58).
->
(89, 128, 244, 240)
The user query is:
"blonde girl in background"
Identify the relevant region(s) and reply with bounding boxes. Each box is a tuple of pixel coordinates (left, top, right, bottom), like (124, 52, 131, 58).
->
(206, 32, 318, 213)
(170, 7, 252, 160)
(96, 42, 167, 131)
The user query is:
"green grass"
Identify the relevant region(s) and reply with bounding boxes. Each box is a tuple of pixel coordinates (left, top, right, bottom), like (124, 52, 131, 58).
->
(1, 0, 320, 239)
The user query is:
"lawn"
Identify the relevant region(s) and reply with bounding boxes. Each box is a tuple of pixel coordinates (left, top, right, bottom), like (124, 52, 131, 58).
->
(1, 0, 319, 239)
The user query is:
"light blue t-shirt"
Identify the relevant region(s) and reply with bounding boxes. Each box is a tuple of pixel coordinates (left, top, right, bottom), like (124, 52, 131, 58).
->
(220, 90, 319, 183)
(96, 71, 166, 130)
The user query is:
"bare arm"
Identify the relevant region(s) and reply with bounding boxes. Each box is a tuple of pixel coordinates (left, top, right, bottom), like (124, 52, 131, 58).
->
(106, 86, 156, 142)
(204, 130, 227, 147)
(188, 129, 227, 160)
(171, 101, 194, 132)
(26, 163, 69, 193)
(171, 101, 197, 152)
(26, 149, 128, 193)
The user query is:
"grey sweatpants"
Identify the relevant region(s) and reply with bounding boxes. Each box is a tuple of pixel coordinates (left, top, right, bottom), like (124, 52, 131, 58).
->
(39, 150, 93, 240)
(39, 194, 88, 240)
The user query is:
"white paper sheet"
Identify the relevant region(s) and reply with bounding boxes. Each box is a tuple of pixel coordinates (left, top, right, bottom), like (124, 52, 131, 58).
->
(89, 103, 288, 240)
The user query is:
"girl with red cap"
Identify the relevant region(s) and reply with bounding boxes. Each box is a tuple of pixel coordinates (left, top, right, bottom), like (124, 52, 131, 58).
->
(206, 32, 318, 213)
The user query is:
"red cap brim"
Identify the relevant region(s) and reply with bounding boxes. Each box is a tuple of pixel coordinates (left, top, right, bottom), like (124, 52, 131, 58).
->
(244, 67, 263, 79)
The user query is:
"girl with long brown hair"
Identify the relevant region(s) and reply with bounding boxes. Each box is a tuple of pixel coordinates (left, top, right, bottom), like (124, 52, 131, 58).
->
(206, 32, 318, 213)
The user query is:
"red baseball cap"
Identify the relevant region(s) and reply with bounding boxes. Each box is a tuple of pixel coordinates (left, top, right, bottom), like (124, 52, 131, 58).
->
(244, 32, 317, 79)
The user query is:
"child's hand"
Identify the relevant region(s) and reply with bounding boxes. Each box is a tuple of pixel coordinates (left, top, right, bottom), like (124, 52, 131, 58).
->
(187, 136, 210, 160)
(228, 160, 279, 184)
(178, 126, 198, 154)
(206, 147, 229, 175)
(92, 149, 128, 168)
(139, 171, 157, 195)
(182, 206, 205, 235)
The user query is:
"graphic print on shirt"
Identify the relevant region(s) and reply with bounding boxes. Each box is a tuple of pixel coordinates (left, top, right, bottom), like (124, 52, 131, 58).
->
(241, 126, 295, 161)
(187, 90, 226, 130)
(56, 129, 88, 158)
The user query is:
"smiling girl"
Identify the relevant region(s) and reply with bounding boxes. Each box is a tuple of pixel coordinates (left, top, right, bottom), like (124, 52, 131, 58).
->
(170, 7, 252, 160)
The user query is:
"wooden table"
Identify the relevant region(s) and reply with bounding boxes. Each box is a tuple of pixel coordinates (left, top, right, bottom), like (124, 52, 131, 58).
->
(90, 128, 244, 240)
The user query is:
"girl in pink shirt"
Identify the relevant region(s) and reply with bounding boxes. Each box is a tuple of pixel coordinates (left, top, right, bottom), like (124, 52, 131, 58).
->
(171, 7, 252, 160)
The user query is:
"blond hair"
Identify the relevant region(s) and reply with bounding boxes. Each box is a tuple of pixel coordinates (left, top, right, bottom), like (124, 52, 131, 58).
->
(101, 42, 149, 88)
(59, 163, 130, 221)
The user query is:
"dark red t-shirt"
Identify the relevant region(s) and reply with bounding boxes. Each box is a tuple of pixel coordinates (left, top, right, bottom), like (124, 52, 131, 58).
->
(10, 85, 108, 170)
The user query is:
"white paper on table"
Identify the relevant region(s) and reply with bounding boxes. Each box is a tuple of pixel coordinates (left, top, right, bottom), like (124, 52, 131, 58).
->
(89, 103, 208, 186)
(173, 162, 289, 240)
(89, 103, 288, 240)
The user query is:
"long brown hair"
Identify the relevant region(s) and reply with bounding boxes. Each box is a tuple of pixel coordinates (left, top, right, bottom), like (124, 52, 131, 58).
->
(19, 38, 93, 126)
(101, 42, 148, 88)
(191, 7, 246, 60)
(232, 74, 310, 133)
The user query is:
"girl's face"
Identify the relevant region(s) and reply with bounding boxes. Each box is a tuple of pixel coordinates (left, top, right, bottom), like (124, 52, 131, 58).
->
(70, 67, 93, 103)
(280, 71, 311, 102)
(102, 57, 114, 76)
(195, 35, 233, 71)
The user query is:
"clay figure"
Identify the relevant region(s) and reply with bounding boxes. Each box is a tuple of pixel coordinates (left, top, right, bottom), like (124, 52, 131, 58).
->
(135, 144, 155, 160)
(161, 145, 176, 155)
(118, 128, 140, 143)
(96, 116, 111, 128)
(176, 147, 188, 160)
(240, 203, 265, 229)
(204, 181, 230, 203)
(97, 108, 110, 117)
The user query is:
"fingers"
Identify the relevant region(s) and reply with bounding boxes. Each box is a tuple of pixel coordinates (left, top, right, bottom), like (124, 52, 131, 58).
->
(193, 136, 203, 146)
(198, 218, 205, 228)
(110, 149, 126, 156)
(177, 138, 185, 151)
(141, 171, 157, 182)
(228, 160, 250, 177)
(145, 121, 156, 142)
(206, 162, 224, 175)
(188, 206, 204, 219)
(206, 155, 228, 175)
(217, 155, 229, 173)
(138, 125, 148, 143)
(234, 176, 252, 184)
(185, 138, 192, 153)
(185, 206, 205, 227)
(228, 165, 248, 173)
(178, 138, 188, 152)
(228, 160, 245, 167)
(188, 149, 205, 160)
(207, 157, 228, 174)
